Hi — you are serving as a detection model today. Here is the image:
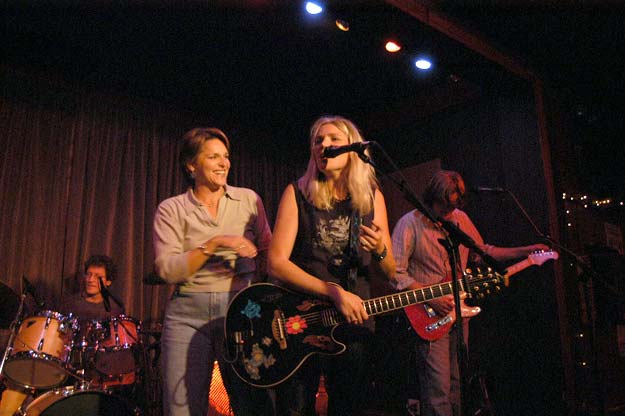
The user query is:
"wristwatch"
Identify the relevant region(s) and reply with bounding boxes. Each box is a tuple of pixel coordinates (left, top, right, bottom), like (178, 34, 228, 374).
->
(372, 245, 387, 262)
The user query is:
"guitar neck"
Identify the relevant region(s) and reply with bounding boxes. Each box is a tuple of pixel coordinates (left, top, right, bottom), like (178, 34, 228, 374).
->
(359, 252, 556, 319)
(501, 257, 535, 286)
(362, 279, 467, 317)
(504, 258, 532, 277)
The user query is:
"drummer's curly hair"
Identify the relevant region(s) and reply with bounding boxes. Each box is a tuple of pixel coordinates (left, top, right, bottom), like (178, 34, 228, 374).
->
(84, 255, 118, 282)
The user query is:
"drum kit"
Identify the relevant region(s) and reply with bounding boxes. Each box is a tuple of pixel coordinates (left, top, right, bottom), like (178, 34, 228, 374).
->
(0, 280, 160, 416)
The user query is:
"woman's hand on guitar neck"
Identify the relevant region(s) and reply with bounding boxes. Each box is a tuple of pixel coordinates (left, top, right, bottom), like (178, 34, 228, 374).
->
(326, 282, 369, 325)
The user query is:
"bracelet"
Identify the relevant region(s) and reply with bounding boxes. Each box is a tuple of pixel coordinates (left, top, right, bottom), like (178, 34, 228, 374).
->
(197, 244, 211, 256)
(371, 244, 387, 262)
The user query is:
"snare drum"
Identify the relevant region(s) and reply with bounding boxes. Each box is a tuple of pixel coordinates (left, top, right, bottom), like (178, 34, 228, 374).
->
(18, 386, 140, 415)
(94, 315, 141, 377)
(3, 311, 77, 389)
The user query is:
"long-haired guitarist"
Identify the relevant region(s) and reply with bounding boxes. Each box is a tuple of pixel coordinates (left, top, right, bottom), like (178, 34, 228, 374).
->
(268, 116, 397, 415)
(391, 170, 549, 416)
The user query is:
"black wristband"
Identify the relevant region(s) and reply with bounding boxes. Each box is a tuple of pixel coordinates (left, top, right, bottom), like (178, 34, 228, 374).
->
(372, 245, 387, 262)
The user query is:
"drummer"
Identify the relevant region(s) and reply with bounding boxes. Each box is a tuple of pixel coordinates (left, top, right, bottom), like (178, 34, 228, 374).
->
(0, 255, 123, 415)
(58, 254, 130, 385)
(58, 254, 124, 321)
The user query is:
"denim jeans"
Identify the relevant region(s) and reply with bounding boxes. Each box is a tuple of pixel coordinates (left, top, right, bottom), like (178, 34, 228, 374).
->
(415, 323, 469, 416)
(161, 291, 273, 416)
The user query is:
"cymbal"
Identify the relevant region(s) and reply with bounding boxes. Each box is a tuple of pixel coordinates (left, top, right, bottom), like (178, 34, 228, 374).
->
(0, 281, 20, 328)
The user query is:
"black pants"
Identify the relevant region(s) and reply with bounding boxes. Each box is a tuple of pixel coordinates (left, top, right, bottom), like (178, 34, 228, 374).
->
(274, 324, 374, 416)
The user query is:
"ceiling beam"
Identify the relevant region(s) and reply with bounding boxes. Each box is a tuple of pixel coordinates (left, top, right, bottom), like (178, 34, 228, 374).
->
(384, 0, 535, 80)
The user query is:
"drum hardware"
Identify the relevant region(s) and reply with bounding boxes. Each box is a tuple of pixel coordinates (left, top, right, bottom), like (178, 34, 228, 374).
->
(21, 276, 45, 310)
(0, 279, 30, 384)
(66, 315, 143, 390)
(144, 340, 161, 369)
(3, 311, 79, 389)
(0, 280, 20, 330)
(0, 278, 146, 414)
(93, 315, 141, 378)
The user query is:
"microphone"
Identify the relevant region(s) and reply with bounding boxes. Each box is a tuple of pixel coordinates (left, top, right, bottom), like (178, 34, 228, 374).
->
(322, 141, 372, 158)
(22, 276, 45, 308)
(99, 276, 111, 312)
(471, 186, 506, 193)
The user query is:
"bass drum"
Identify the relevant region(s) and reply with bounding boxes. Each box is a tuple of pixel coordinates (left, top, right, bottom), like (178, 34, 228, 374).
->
(19, 386, 140, 416)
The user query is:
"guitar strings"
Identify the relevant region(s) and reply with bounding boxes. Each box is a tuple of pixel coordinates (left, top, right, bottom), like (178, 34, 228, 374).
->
(276, 276, 493, 329)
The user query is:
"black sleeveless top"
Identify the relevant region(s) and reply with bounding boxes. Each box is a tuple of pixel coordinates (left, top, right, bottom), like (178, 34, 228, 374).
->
(290, 183, 373, 298)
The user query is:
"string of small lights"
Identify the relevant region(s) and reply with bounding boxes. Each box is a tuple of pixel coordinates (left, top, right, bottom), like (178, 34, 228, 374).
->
(562, 192, 624, 211)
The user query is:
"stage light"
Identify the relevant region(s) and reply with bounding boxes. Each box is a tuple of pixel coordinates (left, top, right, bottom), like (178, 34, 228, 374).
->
(385, 41, 401, 53)
(305, 1, 323, 15)
(335, 19, 349, 31)
(414, 58, 432, 70)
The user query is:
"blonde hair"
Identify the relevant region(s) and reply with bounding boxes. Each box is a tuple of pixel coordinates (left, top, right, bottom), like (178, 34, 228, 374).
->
(297, 116, 377, 215)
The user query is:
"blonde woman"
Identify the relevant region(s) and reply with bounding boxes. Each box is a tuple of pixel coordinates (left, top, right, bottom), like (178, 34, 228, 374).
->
(268, 116, 396, 415)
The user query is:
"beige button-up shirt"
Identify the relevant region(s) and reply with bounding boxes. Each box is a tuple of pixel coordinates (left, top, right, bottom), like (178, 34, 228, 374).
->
(153, 186, 271, 293)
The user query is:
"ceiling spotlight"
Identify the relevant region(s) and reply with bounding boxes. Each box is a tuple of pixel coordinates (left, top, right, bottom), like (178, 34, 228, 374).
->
(335, 19, 349, 32)
(385, 41, 401, 53)
(414, 58, 432, 70)
(305, 1, 323, 15)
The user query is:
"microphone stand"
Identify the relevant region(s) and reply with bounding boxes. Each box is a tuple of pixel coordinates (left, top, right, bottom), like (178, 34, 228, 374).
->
(0, 285, 28, 377)
(99, 277, 111, 312)
(98, 277, 126, 314)
(364, 142, 503, 415)
(501, 189, 608, 414)
(99, 277, 126, 314)
(22, 275, 46, 310)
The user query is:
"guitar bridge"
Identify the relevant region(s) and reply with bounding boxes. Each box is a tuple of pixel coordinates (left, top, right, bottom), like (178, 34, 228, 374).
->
(426, 315, 453, 332)
(272, 309, 287, 350)
(232, 331, 244, 353)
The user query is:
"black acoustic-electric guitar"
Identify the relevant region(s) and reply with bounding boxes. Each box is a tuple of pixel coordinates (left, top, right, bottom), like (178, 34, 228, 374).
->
(224, 267, 506, 388)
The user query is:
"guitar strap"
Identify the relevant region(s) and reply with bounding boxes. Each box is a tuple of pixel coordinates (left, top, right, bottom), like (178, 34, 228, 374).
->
(347, 209, 360, 293)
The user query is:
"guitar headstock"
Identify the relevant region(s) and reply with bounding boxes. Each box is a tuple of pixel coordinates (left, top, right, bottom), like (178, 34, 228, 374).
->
(527, 250, 559, 266)
(463, 268, 504, 300)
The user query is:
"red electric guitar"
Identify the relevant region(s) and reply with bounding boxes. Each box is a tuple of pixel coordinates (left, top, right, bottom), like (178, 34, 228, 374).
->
(404, 250, 559, 341)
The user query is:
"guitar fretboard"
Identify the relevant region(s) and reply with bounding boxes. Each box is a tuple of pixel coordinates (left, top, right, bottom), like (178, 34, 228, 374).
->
(306, 271, 503, 327)
(363, 279, 468, 316)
